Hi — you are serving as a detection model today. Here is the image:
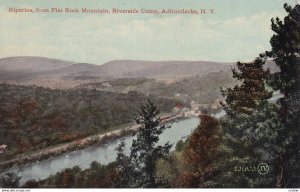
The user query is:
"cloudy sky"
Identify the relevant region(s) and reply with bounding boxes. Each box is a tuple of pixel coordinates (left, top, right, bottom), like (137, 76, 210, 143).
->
(0, 0, 298, 64)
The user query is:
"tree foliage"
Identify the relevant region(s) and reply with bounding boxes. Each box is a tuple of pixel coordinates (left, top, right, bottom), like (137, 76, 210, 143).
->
(179, 114, 221, 187)
(216, 3, 300, 188)
(216, 103, 288, 187)
(264, 3, 300, 187)
(129, 99, 172, 187)
(221, 57, 272, 114)
(0, 84, 179, 160)
(265, 3, 300, 96)
(0, 172, 20, 188)
(112, 141, 133, 188)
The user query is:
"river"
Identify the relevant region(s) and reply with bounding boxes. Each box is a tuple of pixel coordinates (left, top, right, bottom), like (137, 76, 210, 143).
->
(9, 117, 200, 184)
(7, 92, 282, 185)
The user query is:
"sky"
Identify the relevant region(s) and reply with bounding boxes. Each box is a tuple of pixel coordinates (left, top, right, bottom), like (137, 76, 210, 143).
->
(0, 0, 298, 64)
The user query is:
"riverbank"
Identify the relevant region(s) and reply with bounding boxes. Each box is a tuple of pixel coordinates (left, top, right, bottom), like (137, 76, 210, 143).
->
(0, 113, 187, 171)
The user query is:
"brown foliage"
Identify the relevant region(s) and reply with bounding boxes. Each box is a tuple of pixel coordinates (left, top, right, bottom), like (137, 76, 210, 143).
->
(19, 99, 39, 115)
(16, 138, 31, 153)
(23, 180, 40, 188)
(90, 168, 118, 188)
(62, 171, 73, 187)
(57, 132, 82, 142)
(51, 115, 66, 130)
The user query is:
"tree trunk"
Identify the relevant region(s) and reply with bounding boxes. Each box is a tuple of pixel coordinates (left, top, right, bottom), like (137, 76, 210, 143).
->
(276, 153, 283, 188)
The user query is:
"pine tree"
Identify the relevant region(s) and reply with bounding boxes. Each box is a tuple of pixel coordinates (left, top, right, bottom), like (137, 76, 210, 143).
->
(217, 40, 279, 188)
(130, 99, 172, 188)
(221, 57, 272, 114)
(280, 94, 300, 187)
(217, 103, 286, 187)
(113, 141, 134, 188)
(264, 4, 300, 187)
(266, 3, 300, 97)
(203, 3, 300, 188)
(217, 60, 288, 187)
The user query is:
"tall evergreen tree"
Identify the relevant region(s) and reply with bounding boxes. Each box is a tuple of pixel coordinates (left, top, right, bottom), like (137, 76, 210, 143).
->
(221, 57, 272, 114)
(264, 3, 300, 187)
(113, 99, 172, 188)
(216, 3, 300, 188)
(279, 93, 300, 187)
(129, 99, 172, 188)
(216, 103, 287, 187)
(266, 3, 300, 97)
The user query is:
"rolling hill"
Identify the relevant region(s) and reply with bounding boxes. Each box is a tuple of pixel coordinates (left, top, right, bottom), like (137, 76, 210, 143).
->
(0, 56, 233, 88)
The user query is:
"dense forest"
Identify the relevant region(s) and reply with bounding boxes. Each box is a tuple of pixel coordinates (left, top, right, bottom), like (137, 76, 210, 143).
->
(0, 84, 182, 160)
(0, 3, 299, 189)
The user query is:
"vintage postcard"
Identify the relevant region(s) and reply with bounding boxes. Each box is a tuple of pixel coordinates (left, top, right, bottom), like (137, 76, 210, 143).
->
(0, 0, 299, 190)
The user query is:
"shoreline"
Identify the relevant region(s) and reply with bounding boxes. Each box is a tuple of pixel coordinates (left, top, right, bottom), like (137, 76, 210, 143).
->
(0, 114, 189, 171)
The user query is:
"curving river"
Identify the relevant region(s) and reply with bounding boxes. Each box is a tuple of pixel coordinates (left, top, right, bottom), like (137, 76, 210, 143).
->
(3, 92, 281, 184)
(9, 117, 201, 184)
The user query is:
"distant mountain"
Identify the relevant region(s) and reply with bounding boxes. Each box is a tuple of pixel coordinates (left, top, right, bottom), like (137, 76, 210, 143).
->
(0, 57, 104, 88)
(100, 60, 233, 79)
(0, 56, 234, 88)
(0, 56, 74, 72)
(0, 57, 79, 87)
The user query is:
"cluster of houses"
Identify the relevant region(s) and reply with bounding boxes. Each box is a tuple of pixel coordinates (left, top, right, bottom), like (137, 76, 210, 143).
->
(174, 99, 223, 117)
(173, 104, 197, 117)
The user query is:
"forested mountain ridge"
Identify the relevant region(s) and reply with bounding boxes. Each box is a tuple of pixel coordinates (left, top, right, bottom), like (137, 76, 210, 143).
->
(0, 56, 233, 88)
(77, 71, 236, 104)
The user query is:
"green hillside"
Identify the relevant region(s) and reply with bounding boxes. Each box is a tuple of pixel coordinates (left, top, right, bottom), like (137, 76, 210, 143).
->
(0, 84, 182, 160)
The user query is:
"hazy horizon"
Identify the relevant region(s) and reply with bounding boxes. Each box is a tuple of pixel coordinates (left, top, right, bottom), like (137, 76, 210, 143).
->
(1, 0, 298, 64)
(0, 55, 237, 65)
